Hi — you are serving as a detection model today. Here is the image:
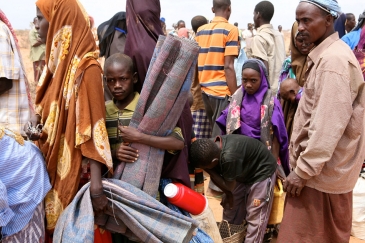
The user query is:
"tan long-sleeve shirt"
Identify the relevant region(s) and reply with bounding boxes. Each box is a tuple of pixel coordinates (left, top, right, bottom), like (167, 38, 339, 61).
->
(290, 32, 365, 194)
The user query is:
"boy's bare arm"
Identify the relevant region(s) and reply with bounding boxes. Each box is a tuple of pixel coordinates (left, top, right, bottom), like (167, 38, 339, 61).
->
(206, 168, 236, 209)
(205, 168, 236, 193)
(114, 126, 184, 163)
(118, 126, 184, 151)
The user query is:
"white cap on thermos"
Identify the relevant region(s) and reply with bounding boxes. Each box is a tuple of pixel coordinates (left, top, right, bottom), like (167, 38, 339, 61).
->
(164, 183, 178, 198)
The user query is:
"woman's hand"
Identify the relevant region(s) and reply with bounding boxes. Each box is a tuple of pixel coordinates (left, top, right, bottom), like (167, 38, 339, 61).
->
(90, 189, 108, 214)
(115, 143, 138, 163)
(24, 114, 42, 141)
(89, 159, 108, 214)
(118, 126, 143, 143)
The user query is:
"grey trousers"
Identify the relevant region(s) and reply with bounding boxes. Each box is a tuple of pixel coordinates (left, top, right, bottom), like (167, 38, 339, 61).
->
(202, 93, 229, 192)
(201, 93, 229, 138)
(223, 173, 275, 243)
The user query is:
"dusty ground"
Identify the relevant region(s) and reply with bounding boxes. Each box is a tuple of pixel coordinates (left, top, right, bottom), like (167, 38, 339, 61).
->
(16, 29, 364, 243)
(205, 174, 364, 243)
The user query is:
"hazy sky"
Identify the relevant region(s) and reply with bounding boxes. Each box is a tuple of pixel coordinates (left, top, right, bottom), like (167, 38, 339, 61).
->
(1, 0, 362, 30)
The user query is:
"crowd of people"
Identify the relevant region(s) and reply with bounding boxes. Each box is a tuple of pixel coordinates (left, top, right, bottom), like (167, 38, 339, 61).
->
(1, 0, 365, 242)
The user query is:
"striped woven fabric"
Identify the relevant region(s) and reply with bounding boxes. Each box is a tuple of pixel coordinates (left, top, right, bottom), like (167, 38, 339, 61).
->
(2, 203, 45, 243)
(113, 34, 199, 197)
(53, 179, 198, 243)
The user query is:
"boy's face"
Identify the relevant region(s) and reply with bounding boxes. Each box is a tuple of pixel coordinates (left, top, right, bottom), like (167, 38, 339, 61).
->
(104, 62, 137, 101)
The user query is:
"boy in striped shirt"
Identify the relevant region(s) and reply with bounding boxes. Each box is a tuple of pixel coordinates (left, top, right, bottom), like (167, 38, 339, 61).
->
(195, 0, 239, 138)
(104, 53, 184, 167)
(195, 0, 239, 195)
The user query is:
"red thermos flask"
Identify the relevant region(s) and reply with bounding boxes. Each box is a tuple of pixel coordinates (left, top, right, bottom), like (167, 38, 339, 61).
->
(164, 182, 207, 215)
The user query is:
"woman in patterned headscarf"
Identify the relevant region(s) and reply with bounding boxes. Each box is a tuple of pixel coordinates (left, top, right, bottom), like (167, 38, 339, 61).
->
(32, 0, 113, 240)
(277, 22, 314, 140)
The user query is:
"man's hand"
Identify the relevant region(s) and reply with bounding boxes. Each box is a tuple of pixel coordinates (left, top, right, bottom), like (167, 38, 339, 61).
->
(221, 192, 234, 210)
(115, 143, 138, 163)
(283, 171, 307, 197)
(224, 55, 238, 95)
(118, 126, 142, 143)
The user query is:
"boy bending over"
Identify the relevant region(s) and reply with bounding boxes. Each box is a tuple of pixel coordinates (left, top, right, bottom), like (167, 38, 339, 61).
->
(190, 134, 277, 243)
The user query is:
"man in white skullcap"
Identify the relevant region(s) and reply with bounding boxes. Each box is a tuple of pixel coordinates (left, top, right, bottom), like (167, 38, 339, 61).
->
(278, 1, 365, 242)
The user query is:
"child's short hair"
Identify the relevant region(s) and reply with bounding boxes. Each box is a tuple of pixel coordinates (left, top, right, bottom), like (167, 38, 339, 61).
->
(281, 78, 299, 91)
(104, 53, 134, 73)
(191, 15, 208, 33)
(213, 0, 231, 11)
(254, 1, 274, 22)
(190, 139, 220, 168)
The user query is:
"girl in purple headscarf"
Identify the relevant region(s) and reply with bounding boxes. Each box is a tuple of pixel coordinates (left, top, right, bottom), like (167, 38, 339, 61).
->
(216, 59, 290, 175)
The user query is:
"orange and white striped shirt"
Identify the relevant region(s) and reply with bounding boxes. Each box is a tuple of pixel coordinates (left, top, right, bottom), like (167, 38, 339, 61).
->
(195, 17, 238, 98)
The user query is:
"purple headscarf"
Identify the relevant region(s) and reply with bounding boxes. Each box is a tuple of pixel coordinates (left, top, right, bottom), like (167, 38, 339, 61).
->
(217, 59, 269, 137)
(216, 59, 290, 175)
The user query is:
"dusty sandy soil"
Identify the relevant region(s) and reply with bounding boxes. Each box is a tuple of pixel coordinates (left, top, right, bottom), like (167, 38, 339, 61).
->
(205, 174, 364, 243)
